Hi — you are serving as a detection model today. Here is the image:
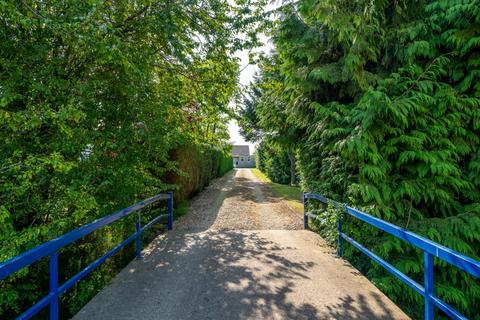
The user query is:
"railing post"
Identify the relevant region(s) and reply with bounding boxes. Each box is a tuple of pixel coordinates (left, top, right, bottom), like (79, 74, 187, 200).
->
(303, 193, 308, 229)
(424, 251, 434, 320)
(167, 192, 173, 231)
(337, 210, 343, 257)
(135, 210, 142, 259)
(49, 251, 59, 320)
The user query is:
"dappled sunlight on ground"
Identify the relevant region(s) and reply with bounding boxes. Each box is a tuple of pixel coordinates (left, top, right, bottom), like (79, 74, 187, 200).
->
(74, 169, 409, 320)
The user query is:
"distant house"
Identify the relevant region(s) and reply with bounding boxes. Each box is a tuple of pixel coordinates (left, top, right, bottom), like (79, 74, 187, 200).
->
(231, 145, 255, 168)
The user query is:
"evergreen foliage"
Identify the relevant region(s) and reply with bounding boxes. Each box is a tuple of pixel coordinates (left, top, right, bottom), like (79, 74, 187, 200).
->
(239, 0, 480, 318)
(255, 140, 292, 185)
(238, 56, 301, 185)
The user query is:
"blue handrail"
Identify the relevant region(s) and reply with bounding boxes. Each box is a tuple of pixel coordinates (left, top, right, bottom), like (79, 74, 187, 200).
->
(0, 192, 173, 320)
(303, 192, 480, 320)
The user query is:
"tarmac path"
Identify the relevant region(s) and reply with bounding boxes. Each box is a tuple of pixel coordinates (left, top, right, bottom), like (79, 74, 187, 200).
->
(74, 169, 409, 320)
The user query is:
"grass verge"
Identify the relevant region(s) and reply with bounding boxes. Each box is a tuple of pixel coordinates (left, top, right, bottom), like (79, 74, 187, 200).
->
(251, 168, 303, 214)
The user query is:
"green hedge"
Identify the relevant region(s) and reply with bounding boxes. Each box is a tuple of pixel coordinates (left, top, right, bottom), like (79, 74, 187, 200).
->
(256, 140, 292, 185)
(0, 144, 231, 319)
(165, 144, 232, 203)
(217, 152, 234, 177)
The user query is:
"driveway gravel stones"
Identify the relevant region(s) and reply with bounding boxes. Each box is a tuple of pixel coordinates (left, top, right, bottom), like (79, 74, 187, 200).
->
(175, 169, 303, 231)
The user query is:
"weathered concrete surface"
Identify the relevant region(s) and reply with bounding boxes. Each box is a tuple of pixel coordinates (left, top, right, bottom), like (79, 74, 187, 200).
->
(73, 169, 409, 320)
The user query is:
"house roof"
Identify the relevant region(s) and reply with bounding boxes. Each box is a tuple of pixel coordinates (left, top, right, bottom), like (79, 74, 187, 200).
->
(231, 145, 250, 157)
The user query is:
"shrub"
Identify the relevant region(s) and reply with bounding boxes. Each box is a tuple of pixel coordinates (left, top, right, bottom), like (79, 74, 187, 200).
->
(255, 140, 292, 184)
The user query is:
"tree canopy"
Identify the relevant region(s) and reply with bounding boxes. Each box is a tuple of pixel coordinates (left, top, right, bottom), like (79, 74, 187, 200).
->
(0, 0, 265, 317)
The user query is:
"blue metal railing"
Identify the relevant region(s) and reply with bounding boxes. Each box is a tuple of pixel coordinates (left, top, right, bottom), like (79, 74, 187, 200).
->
(303, 192, 480, 320)
(0, 192, 173, 320)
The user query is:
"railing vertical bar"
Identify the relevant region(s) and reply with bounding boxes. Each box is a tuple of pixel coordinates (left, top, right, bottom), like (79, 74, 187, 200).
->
(49, 251, 59, 320)
(337, 211, 343, 257)
(303, 193, 308, 229)
(167, 192, 173, 231)
(424, 251, 435, 320)
(135, 210, 142, 259)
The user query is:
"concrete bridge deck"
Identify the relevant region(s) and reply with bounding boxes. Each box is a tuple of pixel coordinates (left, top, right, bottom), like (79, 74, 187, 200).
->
(73, 169, 409, 320)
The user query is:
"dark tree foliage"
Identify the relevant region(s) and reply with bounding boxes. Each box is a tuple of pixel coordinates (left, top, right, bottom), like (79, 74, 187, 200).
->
(238, 56, 302, 185)
(0, 0, 262, 318)
(249, 0, 480, 318)
(255, 140, 292, 185)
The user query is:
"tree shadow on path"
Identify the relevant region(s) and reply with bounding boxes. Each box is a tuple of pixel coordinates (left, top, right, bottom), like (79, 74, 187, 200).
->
(137, 230, 318, 319)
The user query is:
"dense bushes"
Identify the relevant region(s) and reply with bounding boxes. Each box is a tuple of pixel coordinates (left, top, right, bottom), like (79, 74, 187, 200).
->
(0, 142, 232, 319)
(239, 0, 480, 318)
(0, 1, 260, 318)
(255, 140, 292, 185)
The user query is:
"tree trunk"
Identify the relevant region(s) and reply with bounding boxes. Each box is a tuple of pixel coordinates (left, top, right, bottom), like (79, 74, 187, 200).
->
(288, 149, 296, 186)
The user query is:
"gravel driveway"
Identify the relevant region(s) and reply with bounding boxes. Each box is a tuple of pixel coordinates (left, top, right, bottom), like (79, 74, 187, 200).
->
(175, 168, 303, 231)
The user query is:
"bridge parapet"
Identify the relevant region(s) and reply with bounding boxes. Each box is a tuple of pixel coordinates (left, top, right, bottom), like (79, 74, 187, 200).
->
(0, 192, 173, 320)
(303, 192, 480, 320)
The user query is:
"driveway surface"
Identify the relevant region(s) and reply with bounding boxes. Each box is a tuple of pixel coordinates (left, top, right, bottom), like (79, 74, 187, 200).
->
(73, 169, 409, 320)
